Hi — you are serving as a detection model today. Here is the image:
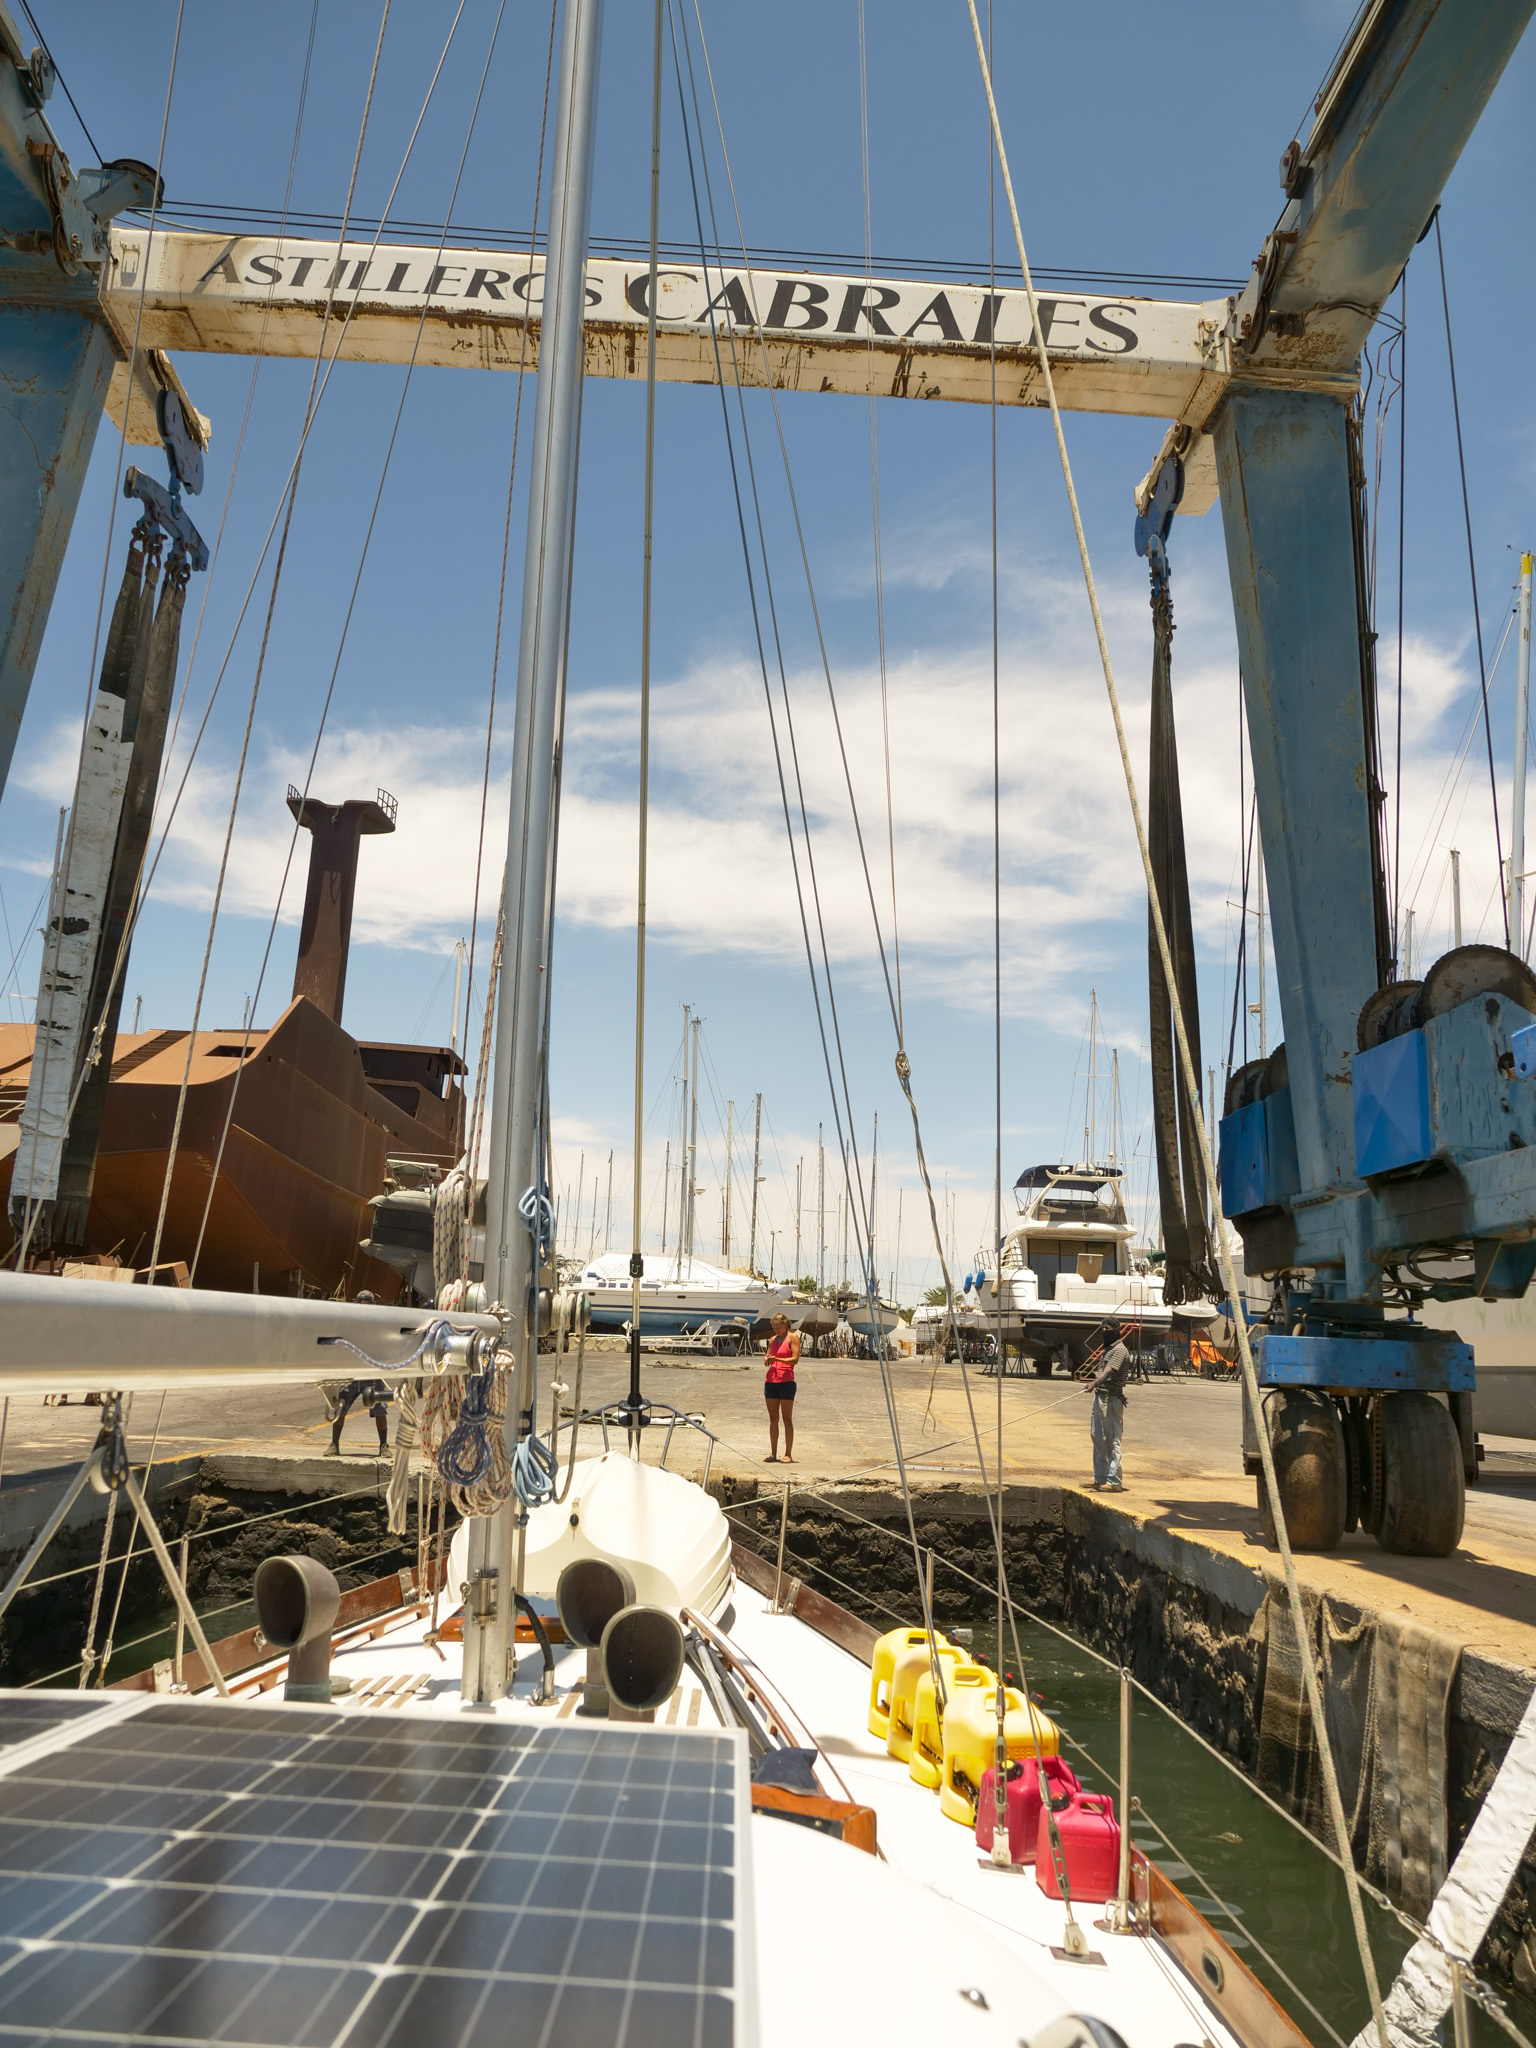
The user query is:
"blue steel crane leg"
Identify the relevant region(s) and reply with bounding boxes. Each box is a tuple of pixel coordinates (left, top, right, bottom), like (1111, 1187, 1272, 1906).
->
(0, 301, 115, 795)
(1210, 386, 1378, 1206)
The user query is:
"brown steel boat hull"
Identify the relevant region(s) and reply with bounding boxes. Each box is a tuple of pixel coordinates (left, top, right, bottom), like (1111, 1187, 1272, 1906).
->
(0, 996, 463, 1298)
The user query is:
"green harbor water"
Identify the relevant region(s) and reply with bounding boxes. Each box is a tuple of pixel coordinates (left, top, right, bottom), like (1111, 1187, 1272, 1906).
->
(972, 1614, 1536, 2047)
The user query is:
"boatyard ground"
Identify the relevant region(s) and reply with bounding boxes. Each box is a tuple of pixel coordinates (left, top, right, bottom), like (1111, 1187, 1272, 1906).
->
(5, 1355, 1535, 1672)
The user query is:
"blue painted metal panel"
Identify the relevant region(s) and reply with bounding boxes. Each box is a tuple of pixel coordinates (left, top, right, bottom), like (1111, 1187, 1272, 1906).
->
(1257, 1330, 1474, 1392)
(1514, 1022, 1536, 1080)
(1219, 1088, 1302, 1216)
(1212, 389, 1380, 1197)
(1265, 1084, 1300, 1207)
(1424, 995, 1536, 1157)
(1354, 1029, 1432, 1176)
(0, 304, 116, 793)
(1218, 1101, 1268, 1217)
(1268, 0, 1536, 357)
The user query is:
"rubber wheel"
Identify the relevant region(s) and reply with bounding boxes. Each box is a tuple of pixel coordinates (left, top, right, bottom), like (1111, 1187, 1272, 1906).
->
(1376, 1393, 1465, 1556)
(1034, 1359, 1053, 1378)
(1257, 1390, 1346, 1551)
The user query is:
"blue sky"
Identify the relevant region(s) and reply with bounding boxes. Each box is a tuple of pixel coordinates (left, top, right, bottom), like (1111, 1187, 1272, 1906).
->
(3, 2, 1534, 1299)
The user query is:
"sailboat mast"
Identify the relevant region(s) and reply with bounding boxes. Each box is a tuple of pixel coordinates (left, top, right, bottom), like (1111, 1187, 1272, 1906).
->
(1088, 989, 1098, 1166)
(686, 1016, 700, 1264)
(660, 1138, 670, 1252)
(817, 1125, 825, 1291)
(679, 1011, 692, 1277)
(1514, 552, 1532, 956)
(469, 0, 605, 1709)
(722, 1100, 733, 1261)
(873, 1120, 880, 1285)
(748, 1092, 762, 1275)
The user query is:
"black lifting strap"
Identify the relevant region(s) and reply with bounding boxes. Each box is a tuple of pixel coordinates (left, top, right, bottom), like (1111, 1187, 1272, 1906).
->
(1146, 556, 1220, 1306)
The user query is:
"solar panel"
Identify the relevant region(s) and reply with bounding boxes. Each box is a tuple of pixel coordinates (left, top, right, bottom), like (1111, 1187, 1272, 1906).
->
(0, 1692, 753, 2048)
(0, 1690, 117, 1755)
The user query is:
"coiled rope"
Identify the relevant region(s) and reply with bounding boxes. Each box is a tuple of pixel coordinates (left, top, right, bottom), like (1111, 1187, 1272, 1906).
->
(519, 1184, 555, 1265)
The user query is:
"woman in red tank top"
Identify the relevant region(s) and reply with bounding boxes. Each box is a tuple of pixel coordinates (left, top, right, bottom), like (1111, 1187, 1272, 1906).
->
(764, 1313, 800, 1462)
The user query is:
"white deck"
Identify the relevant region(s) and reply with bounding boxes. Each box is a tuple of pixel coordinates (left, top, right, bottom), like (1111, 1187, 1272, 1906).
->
(235, 1579, 1244, 2048)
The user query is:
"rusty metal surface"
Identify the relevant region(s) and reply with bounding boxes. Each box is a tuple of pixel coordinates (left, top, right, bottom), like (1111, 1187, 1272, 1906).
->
(0, 997, 463, 1295)
(287, 787, 396, 1027)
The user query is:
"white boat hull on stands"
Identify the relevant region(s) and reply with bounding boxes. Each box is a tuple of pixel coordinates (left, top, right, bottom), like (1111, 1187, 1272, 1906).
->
(577, 1251, 793, 1334)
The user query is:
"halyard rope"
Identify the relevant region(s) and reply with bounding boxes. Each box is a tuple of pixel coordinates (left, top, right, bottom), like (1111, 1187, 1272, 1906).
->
(959, 5, 1387, 2035)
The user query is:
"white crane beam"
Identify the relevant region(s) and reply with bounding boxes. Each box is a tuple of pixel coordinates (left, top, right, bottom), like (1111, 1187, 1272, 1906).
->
(100, 231, 1356, 515)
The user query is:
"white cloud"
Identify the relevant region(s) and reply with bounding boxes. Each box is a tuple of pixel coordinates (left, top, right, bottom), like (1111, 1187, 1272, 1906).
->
(14, 541, 1510, 1032)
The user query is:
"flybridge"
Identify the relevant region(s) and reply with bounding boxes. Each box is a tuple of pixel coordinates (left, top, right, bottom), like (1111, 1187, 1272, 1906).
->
(103, 228, 1254, 456)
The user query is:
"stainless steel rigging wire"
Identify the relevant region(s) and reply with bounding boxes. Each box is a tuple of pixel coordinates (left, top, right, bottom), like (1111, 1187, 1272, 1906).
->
(182, 0, 527, 1283)
(11, 0, 187, 1269)
(629, 0, 665, 1367)
(856, 0, 903, 1048)
(148, 0, 404, 1283)
(462, 0, 560, 1071)
(1434, 208, 1507, 948)
(9, 0, 452, 1274)
(959, 3, 1388, 2035)
(664, 0, 942, 1654)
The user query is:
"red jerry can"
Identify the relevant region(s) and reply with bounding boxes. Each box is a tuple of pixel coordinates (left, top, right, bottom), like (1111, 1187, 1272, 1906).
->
(974, 1755, 1080, 1863)
(1034, 1790, 1122, 1903)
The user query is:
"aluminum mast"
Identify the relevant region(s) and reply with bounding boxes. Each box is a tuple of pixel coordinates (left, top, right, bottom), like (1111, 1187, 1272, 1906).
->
(464, 0, 605, 1709)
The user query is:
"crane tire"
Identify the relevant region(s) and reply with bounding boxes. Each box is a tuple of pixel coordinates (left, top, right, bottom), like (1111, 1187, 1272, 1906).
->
(1375, 1393, 1465, 1557)
(1257, 1390, 1345, 1552)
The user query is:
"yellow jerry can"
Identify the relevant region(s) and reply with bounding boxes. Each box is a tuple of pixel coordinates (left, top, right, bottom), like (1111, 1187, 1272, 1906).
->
(909, 1656, 992, 1789)
(939, 1672, 1060, 1826)
(886, 1636, 959, 1765)
(868, 1626, 947, 1742)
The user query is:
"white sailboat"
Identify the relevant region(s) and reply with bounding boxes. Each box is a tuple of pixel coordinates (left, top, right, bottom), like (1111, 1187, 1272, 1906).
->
(0, 5, 1523, 2046)
(578, 1249, 792, 1335)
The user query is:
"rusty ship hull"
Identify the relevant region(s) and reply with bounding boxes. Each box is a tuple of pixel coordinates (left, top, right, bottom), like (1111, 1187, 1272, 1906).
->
(0, 996, 463, 1299)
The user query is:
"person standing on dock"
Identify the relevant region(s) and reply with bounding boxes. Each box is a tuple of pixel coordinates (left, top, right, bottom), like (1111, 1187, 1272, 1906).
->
(326, 1379, 391, 1457)
(764, 1313, 800, 1463)
(1088, 1319, 1130, 1492)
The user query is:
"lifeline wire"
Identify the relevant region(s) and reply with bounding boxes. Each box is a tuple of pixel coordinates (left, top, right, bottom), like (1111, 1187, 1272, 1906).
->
(959, 7, 1387, 2037)
(769, 1472, 1479, 1979)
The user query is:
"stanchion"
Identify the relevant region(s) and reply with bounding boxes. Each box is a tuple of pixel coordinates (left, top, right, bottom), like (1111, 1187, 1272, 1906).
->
(772, 1484, 790, 1612)
(1450, 1959, 1472, 2048)
(1112, 1667, 1134, 1931)
(172, 1535, 189, 1690)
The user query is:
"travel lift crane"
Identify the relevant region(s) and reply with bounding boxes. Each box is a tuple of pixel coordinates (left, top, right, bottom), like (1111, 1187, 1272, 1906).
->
(0, 0, 1533, 1559)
